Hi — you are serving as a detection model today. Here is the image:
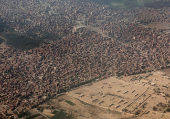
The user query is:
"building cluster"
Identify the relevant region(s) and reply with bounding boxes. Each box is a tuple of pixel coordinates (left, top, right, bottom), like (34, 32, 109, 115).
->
(0, 0, 169, 36)
(0, 0, 170, 118)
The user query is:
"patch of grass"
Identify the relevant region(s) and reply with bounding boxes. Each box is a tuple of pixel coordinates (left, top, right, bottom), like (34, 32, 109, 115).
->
(65, 100, 76, 106)
(51, 112, 67, 119)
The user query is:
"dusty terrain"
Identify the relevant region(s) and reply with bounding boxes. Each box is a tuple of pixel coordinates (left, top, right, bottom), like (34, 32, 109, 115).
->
(37, 94, 129, 119)
(64, 69, 170, 119)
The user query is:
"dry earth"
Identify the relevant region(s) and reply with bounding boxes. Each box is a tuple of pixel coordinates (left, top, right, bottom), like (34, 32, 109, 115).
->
(64, 69, 170, 119)
(43, 94, 131, 119)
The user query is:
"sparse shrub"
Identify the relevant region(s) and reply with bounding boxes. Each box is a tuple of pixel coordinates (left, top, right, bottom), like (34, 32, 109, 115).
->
(153, 106, 157, 111)
(135, 110, 141, 115)
(157, 102, 163, 107)
(142, 104, 146, 108)
(162, 104, 167, 108)
(122, 108, 128, 112)
(166, 108, 170, 112)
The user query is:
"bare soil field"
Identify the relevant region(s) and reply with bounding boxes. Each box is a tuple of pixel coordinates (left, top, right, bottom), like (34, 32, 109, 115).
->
(65, 69, 170, 119)
(41, 94, 129, 119)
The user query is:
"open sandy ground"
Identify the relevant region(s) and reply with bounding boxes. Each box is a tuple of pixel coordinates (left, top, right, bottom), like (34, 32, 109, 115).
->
(65, 69, 170, 119)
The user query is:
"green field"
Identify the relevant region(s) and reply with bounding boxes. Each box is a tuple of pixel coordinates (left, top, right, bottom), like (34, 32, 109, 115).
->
(51, 112, 67, 119)
(65, 100, 76, 106)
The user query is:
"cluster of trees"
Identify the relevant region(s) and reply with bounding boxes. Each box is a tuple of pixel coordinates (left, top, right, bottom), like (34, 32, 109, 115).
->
(0, 18, 6, 32)
(4, 31, 61, 50)
(0, 38, 4, 44)
(4, 33, 42, 50)
(17, 110, 31, 118)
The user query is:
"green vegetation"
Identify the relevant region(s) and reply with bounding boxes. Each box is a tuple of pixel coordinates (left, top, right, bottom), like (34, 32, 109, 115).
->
(0, 37, 4, 44)
(51, 112, 67, 119)
(122, 108, 128, 112)
(4, 33, 42, 50)
(166, 108, 170, 112)
(135, 110, 141, 115)
(65, 100, 76, 106)
(17, 110, 31, 118)
(3, 30, 61, 50)
(0, 18, 6, 32)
